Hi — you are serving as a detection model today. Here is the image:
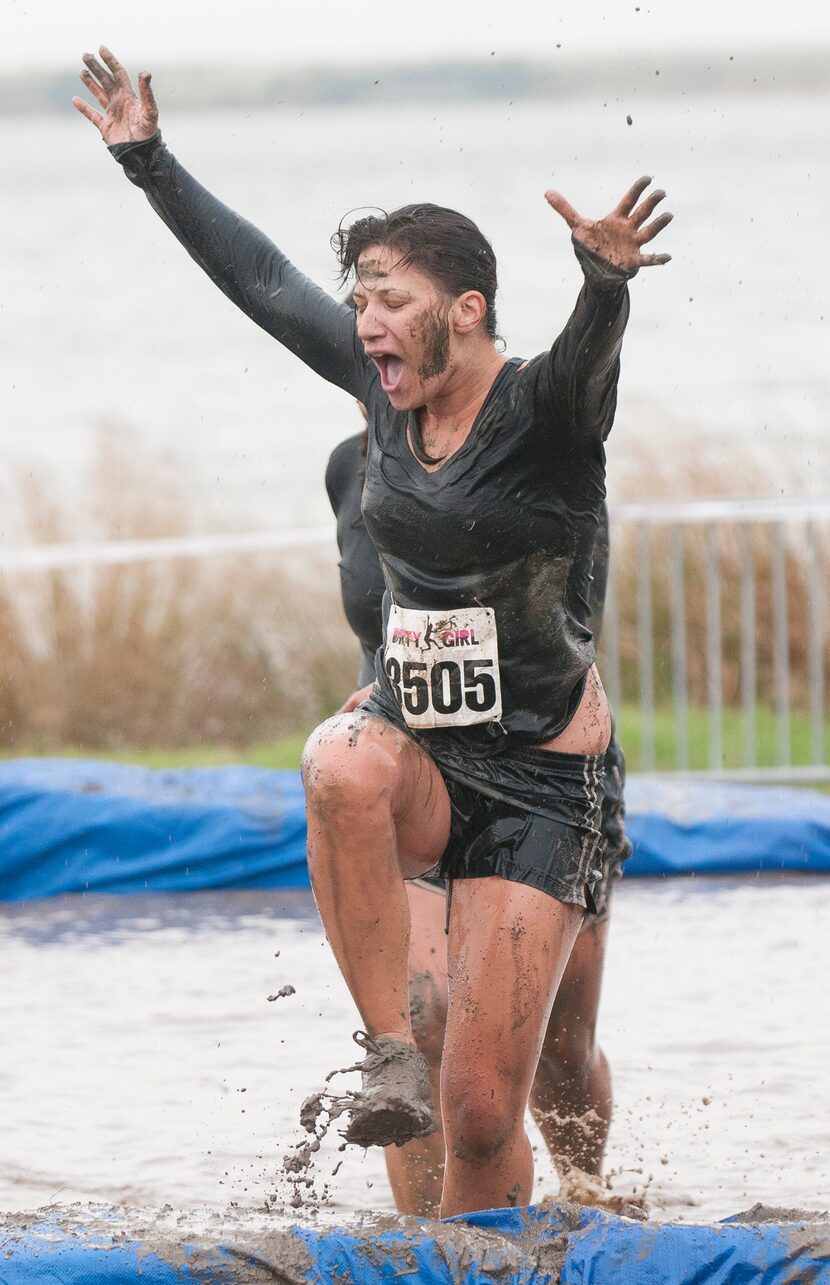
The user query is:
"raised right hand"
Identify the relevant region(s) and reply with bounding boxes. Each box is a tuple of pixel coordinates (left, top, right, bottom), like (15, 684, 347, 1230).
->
(545, 177, 672, 273)
(72, 46, 158, 145)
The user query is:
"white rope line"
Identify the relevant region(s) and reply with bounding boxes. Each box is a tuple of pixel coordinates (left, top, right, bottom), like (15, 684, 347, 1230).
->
(0, 525, 336, 574)
(613, 495, 830, 525)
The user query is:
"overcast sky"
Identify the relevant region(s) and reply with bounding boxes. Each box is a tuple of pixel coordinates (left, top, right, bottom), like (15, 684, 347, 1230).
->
(5, 0, 829, 70)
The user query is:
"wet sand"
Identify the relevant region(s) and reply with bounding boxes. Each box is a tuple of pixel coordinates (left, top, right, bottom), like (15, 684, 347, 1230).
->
(2, 877, 828, 1221)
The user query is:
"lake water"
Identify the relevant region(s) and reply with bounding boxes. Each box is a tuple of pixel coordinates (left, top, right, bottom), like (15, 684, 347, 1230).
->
(3, 877, 828, 1223)
(2, 86, 828, 541)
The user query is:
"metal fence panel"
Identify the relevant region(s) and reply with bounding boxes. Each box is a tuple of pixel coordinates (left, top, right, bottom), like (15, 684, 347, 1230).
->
(604, 496, 830, 783)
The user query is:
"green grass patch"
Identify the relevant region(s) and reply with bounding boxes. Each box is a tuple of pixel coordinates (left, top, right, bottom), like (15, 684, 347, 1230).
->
(6, 706, 829, 781)
(616, 703, 830, 774)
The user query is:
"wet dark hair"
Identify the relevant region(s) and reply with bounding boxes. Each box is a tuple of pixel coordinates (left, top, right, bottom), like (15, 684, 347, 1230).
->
(333, 204, 499, 341)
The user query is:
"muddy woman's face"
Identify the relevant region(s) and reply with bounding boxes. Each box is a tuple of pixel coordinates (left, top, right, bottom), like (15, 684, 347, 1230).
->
(353, 246, 457, 410)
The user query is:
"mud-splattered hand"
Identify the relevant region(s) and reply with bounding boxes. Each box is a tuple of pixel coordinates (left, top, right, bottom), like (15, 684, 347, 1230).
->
(337, 683, 374, 715)
(545, 177, 672, 273)
(72, 46, 158, 145)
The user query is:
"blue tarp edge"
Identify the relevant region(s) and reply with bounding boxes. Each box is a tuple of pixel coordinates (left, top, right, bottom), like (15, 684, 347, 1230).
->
(0, 759, 829, 900)
(2, 1202, 828, 1284)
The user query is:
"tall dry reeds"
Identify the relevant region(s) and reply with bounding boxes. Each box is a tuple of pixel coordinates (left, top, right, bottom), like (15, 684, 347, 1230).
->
(1, 439, 824, 753)
(602, 445, 829, 711)
(604, 522, 828, 709)
(0, 445, 355, 751)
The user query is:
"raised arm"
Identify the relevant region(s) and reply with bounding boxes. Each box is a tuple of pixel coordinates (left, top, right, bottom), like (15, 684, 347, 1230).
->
(537, 177, 672, 444)
(73, 48, 370, 399)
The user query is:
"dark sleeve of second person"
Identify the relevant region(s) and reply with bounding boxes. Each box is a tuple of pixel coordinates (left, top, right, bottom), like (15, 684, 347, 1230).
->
(325, 435, 386, 685)
(536, 238, 635, 449)
(108, 134, 372, 401)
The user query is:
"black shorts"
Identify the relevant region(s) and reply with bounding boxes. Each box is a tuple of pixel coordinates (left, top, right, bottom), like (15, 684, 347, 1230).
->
(407, 727, 631, 920)
(360, 688, 607, 914)
(412, 737, 631, 916)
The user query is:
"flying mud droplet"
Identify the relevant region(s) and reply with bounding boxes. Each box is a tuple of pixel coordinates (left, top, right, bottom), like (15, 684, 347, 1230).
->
(267, 984, 296, 1001)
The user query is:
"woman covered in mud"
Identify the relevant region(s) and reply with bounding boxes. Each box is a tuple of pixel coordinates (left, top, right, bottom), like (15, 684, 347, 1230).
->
(74, 48, 671, 1218)
(328, 421, 632, 1217)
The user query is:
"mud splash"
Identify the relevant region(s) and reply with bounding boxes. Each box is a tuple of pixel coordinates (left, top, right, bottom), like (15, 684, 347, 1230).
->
(281, 1088, 352, 1210)
(552, 1156, 650, 1221)
(281, 1034, 435, 1208)
(267, 985, 296, 1001)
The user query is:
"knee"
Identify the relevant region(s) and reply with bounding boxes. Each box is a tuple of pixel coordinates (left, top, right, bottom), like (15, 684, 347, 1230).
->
(408, 970, 447, 1071)
(301, 713, 397, 817)
(443, 1075, 523, 1166)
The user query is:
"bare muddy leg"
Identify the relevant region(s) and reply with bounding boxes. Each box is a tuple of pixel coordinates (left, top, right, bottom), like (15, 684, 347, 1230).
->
(384, 881, 448, 1216)
(299, 713, 452, 1149)
(301, 712, 451, 1042)
(440, 877, 583, 1217)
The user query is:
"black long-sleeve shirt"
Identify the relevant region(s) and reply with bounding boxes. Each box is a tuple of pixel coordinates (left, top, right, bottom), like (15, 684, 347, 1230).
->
(112, 134, 631, 743)
(326, 431, 611, 692)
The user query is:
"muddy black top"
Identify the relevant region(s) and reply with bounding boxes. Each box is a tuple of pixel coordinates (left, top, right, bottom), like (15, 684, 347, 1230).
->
(327, 431, 612, 693)
(112, 134, 631, 744)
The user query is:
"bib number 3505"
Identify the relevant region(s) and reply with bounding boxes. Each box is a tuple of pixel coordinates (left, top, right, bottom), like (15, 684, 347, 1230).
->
(384, 604, 502, 729)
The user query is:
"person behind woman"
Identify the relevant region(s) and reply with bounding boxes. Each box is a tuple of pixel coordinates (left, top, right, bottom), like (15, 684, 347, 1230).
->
(74, 48, 670, 1217)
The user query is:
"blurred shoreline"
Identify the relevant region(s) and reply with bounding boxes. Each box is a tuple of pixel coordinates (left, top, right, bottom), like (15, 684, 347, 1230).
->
(6, 47, 830, 115)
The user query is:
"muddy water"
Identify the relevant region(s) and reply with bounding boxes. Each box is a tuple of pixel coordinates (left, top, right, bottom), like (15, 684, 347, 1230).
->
(2, 877, 828, 1222)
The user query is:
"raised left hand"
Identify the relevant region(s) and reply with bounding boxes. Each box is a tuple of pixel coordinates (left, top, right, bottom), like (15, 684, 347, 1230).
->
(72, 46, 159, 146)
(545, 177, 672, 273)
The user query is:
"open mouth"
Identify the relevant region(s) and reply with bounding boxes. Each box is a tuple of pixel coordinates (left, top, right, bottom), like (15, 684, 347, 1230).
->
(372, 354, 405, 394)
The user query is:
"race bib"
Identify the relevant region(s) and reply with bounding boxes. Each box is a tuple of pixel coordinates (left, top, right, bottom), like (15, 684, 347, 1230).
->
(384, 604, 503, 729)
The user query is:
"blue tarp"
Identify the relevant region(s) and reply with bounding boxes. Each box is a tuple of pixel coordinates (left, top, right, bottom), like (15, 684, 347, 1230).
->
(2, 1202, 828, 1283)
(624, 776, 830, 876)
(0, 760, 308, 900)
(0, 759, 829, 901)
